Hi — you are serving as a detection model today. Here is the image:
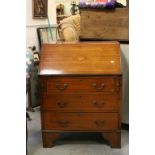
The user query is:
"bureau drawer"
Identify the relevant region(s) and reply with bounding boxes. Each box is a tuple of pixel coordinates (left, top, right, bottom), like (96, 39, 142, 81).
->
(42, 112, 119, 131)
(46, 77, 116, 94)
(42, 94, 119, 112)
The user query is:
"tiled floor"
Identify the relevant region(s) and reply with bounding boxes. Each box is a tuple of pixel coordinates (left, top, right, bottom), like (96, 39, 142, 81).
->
(27, 108, 129, 155)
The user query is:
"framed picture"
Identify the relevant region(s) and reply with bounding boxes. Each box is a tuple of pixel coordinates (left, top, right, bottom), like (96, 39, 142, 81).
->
(32, 0, 48, 19)
(37, 26, 57, 48)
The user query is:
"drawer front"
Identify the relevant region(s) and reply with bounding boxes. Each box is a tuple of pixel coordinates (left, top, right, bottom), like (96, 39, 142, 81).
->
(42, 112, 119, 131)
(43, 94, 119, 112)
(46, 77, 116, 94)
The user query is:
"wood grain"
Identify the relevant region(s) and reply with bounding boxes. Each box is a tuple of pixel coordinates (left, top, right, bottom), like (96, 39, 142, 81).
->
(39, 42, 122, 148)
(42, 112, 119, 131)
(42, 93, 120, 112)
(38, 42, 121, 75)
(46, 76, 116, 93)
(42, 132, 60, 148)
(102, 131, 121, 148)
(80, 8, 129, 41)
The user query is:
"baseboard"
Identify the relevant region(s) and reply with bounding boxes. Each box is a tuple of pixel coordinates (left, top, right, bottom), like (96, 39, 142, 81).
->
(121, 123, 129, 130)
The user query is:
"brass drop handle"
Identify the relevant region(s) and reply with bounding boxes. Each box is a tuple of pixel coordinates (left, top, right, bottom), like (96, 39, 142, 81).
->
(92, 100, 104, 107)
(58, 120, 69, 127)
(55, 83, 68, 91)
(57, 102, 68, 108)
(94, 120, 105, 127)
(92, 83, 105, 90)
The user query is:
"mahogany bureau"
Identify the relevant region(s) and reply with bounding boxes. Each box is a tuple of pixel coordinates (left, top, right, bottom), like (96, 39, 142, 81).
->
(38, 42, 122, 148)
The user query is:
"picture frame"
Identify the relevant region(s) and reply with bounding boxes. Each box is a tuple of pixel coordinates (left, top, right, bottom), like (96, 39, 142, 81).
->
(32, 0, 48, 19)
(37, 26, 57, 48)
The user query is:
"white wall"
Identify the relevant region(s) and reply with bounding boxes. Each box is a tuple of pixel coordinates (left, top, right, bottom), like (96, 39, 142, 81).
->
(26, 0, 80, 50)
(121, 44, 129, 124)
(26, 0, 57, 50)
(59, 0, 79, 15)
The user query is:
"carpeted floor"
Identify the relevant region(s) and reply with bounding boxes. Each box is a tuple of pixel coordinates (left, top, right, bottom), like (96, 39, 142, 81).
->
(27, 107, 129, 155)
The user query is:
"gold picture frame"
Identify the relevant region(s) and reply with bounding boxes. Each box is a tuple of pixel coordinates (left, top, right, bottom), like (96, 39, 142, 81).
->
(32, 0, 48, 19)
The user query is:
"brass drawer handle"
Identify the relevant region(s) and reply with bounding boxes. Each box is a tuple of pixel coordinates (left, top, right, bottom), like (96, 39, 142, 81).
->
(57, 102, 68, 108)
(94, 120, 105, 127)
(92, 100, 104, 107)
(58, 120, 69, 127)
(92, 83, 105, 91)
(55, 83, 68, 91)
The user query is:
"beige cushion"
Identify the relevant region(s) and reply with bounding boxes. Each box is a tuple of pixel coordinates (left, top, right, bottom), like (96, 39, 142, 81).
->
(59, 14, 80, 42)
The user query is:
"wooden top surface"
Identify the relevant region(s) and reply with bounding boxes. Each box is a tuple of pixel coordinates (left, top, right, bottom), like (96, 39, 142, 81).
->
(80, 8, 129, 41)
(38, 42, 122, 76)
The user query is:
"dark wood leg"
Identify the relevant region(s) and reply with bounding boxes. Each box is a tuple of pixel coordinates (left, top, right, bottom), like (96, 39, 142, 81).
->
(26, 77, 35, 112)
(102, 131, 121, 148)
(26, 112, 32, 121)
(42, 132, 60, 148)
